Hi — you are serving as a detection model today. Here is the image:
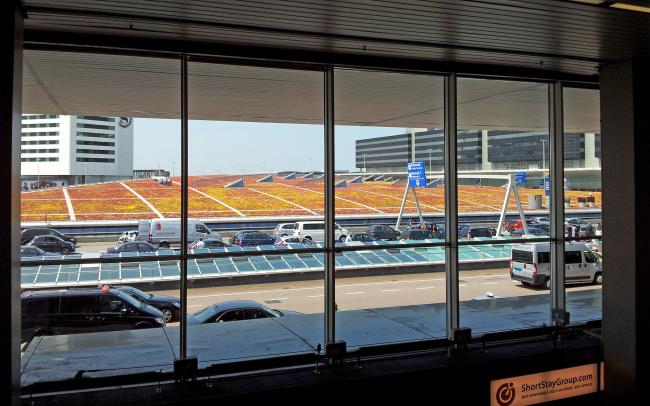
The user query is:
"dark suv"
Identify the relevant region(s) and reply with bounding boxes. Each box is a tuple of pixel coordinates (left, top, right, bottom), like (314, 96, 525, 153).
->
(399, 229, 436, 241)
(368, 225, 401, 240)
(21, 287, 165, 342)
(464, 227, 493, 238)
(21, 228, 77, 246)
(231, 231, 276, 246)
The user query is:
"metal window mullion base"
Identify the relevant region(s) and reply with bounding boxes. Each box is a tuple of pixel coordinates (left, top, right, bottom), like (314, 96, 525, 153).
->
(444, 73, 459, 340)
(549, 81, 566, 326)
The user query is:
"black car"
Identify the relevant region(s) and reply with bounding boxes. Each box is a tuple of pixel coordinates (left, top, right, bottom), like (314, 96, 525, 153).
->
(21, 228, 77, 246)
(189, 238, 229, 250)
(367, 225, 401, 240)
(21, 287, 165, 342)
(113, 286, 180, 322)
(399, 229, 436, 241)
(28, 235, 76, 255)
(231, 231, 276, 247)
(187, 300, 297, 325)
(464, 227, 493, 238)
(511, 226, 548, 237)
(346, 232, 380, 242)
(107, 241, 158, 254)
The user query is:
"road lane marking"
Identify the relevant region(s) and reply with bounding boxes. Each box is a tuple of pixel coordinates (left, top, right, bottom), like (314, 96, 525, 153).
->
(416, 286, 435, 290)
(381, 289, 400, 292)
(266, 297, 288, 301)
(306, 294, 324, 298)
(345, 291, 366, 295)
(481, 282, 499, 285)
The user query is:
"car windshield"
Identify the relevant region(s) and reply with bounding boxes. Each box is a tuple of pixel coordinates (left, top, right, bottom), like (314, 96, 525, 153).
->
(124, 286, 152, 300)
(113, 289, 146, 309)
(193, 305, 221, 323)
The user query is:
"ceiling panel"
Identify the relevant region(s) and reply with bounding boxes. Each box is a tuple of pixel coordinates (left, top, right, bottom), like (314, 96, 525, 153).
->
(21, 0, 650, 78)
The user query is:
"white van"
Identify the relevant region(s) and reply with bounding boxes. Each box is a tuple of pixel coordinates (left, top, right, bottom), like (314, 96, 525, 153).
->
(293, 221, 349, 242)
(510, 242, 602, 289)
(137, 218, 217, 248)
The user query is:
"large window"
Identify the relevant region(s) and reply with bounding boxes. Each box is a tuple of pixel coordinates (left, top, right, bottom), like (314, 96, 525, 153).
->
(18, 50, 602, 390)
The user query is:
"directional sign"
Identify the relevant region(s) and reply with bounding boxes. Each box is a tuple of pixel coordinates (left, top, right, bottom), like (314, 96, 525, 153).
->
(515, 171, 526, 184)
(544, 175, 550, 196)
(407, 161, 427, 188)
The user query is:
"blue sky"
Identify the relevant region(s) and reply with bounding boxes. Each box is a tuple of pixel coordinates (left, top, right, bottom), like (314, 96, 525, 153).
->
(133, 118, 404, 175)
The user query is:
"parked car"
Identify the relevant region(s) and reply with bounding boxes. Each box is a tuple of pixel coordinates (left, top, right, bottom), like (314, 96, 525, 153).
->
(187, 300, 298, 325)
(511, 226, 549, 237)
(399, 229, 436, 241)
(28, 235, 76, 255)
(106, 241, 158, 254)
(273, 223, 296, 238)
(137, 218, 215, 248)
(274, 236, 315, 246)
(21, 286, 165, 342)
(367, 225, 401, 240)
(21, 228, 77, 246)
(113, 285, 180, 322)
(293, 221, 349, 242)
(345, 233, 380, 242)
(20, 245, 58, 258)
(464, 227, 493, 238)
(189, 238, 228, 250)
(231, 231, 276, 246)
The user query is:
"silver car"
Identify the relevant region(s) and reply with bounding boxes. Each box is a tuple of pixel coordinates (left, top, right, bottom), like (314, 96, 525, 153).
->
(273, 223, 295, 238)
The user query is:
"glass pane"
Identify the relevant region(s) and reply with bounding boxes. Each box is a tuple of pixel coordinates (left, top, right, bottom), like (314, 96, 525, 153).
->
(457, 78, 550, 334)
(563, 87, 602, 323)
(20, 51, 181, 386)
(185, 62, 324, 365)
(334, 68, 447, 347)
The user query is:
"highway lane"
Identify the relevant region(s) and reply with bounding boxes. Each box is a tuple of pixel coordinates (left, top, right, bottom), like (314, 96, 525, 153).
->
(151, 268, 602, 316)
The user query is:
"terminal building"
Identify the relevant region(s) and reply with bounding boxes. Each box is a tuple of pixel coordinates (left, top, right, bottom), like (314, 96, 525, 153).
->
(20, 114, 133, 187)
(356, 129, 601, 189)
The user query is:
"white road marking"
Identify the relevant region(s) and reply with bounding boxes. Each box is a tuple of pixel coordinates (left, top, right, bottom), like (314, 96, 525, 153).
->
(459, 284, 467, 287)
(481, 282, 499, 285)
(119, 182, 164, 218)
(172, 181, 244, 217)
(345, 291, 366, 295)
(248, 187, 319, 215)
(381, 289, 401, 292)
(416, 286, 435, 290)
(266, 297, 288, 301)
(306, 294, 324, 298)
(62, 188, 76, 221)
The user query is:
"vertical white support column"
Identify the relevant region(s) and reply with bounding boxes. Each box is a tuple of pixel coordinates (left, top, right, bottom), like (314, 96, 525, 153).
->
(549, 81, 566, 324)
(444, 74, 459, 339)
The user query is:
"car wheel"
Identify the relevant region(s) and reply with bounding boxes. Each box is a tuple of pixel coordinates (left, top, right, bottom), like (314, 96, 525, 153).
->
(61, 247, 70, 255)
(593, 272, 603, 285)
(545, 277, 551, 290)
(339, 235, 347, 242)
(160, 308, 174, 323)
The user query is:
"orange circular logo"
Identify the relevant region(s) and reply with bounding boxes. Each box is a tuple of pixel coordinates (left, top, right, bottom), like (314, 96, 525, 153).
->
(496, 382, 515, 406)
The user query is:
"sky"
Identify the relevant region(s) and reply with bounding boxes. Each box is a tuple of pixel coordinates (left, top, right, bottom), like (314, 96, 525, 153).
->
(132, 118, 404, 175)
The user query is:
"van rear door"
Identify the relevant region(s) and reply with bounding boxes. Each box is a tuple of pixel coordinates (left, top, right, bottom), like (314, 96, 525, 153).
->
(511, 248, 537, 283)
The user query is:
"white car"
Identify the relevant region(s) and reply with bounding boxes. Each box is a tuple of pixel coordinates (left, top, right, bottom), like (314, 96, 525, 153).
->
(117, 230, 138, 244)
(293, 221, 349, 242)
(273, 223, 295, 238)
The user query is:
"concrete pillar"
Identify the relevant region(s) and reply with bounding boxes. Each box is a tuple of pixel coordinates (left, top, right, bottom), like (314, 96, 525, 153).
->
(0, 2, 23, 404)
(601, 59, 650, 403)
(584, 132, 599, 169)
(481, 130, 492, 170)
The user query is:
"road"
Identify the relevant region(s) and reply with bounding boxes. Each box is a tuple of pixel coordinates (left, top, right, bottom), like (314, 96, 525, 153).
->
(149, 268, 601, 316)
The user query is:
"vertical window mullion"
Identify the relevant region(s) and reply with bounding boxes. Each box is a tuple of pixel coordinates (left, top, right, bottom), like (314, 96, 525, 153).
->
(324, 67, 336, 345)
(444, 73, 459, 339)
(180, 54, 189, 358)
(549, 81, 566, 325)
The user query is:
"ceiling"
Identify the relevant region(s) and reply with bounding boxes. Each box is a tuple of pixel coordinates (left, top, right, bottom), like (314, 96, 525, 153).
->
(23, 50, 600, 132)
(21, 0, 650, 78)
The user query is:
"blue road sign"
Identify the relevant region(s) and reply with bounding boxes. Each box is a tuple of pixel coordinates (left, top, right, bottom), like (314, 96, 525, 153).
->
(544, 175, 550, 196)
(407, 161, 427, 188)
(515, 171, 526, 184)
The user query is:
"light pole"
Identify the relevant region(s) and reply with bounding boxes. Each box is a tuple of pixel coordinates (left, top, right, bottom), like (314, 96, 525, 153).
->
(541, 139, 547, 170)
(428, 149, 432, 174)
(363, 154, 367, 173)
